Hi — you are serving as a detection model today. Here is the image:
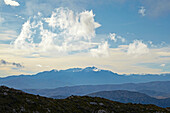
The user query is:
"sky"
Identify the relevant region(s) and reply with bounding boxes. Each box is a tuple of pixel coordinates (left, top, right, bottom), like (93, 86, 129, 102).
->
(0, 0, 170, 77)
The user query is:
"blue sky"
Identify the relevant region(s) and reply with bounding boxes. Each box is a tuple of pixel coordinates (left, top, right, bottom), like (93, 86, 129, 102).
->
(0, 0, 170, 76)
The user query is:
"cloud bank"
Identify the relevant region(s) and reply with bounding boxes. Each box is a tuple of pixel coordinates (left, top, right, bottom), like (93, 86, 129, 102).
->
(4, 0, 20, 6)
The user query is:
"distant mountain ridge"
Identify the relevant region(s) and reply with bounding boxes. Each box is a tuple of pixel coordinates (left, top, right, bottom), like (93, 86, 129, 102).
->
(24, 81, 170, 99)
(87, 90, 170, 108)
(0, 66, 170, 89)
(137, 90, 170, 99)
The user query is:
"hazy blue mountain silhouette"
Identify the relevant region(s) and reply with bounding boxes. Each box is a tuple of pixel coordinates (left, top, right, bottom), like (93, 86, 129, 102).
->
(137, 90, 170, 98)
(24, 81, 170, 99)
(0, 66, 170, 89)
(87, 90, 170, 108)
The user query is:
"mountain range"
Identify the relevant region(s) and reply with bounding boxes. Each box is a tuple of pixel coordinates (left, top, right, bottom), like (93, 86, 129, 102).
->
(0, 66, 170, 89)
(1, 67, 170, 108)
(24, 81, 170, 99)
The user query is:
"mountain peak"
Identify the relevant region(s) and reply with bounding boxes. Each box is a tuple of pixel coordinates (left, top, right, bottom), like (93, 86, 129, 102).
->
(83, 66, 100, 72)
(63, 66, 100, 72)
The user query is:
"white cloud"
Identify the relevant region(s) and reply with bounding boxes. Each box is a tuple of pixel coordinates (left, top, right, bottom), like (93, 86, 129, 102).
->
(160, 64, 166, 67)
(109, 33, 117, 42)
(2, 41, 170, 76)
(15, 15, 25, 20)
(90, 41, 109, 57)
(117, 36, 125, 43)
(148, 41, 157, 48)
(127, 40, 149, 56)
(12, 7, 101, 56)
(109, 33, 125, 43)
(4, 0, 20, 6)
(138, 6, 146, 16)
(36, 64, 42, 67)
(44, 8, 101, 41)
(13, 19, 36, 49)
(148, 41, 153, 45)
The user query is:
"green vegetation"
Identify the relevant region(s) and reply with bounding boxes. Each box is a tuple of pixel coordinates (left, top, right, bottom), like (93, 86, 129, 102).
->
(0, 86, 169, 113)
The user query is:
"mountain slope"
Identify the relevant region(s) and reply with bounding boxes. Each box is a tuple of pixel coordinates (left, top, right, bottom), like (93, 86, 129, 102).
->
(87, 90, 170, 108)
(137, 90, 170, 99)
(0, 86, 169, 113)
(1, 67, 170, 89)
(24, 81, 170, 98)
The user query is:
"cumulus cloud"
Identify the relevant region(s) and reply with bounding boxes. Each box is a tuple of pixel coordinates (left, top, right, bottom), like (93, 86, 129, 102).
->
(90, 41, 109, 57)
(127, 40, 149, 56)
(109, 33, 125, 43)
(0, 59, 24, 68)
(12, 7, 101, 56)
(138, 6, 146, 16)
(4, 0, 20, 6)
(44, 8, 101, 40)
(13, 19, 36, 49)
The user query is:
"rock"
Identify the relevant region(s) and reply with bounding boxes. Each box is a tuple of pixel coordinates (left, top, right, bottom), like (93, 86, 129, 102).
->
(99, 103, 104, 106)
(20, 106, 25, 112)
(3, 92, 8, 95)
(98, 110, 107, 113)
(90, 102, 97, 105)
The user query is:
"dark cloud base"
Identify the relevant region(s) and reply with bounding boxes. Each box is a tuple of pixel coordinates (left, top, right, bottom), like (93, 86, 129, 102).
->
(0, 59, 24, 68)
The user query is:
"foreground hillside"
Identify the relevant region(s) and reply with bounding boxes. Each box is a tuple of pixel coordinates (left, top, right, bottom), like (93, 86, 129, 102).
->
(0, 86, 169, 113)
(87, 90, 170, 108)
